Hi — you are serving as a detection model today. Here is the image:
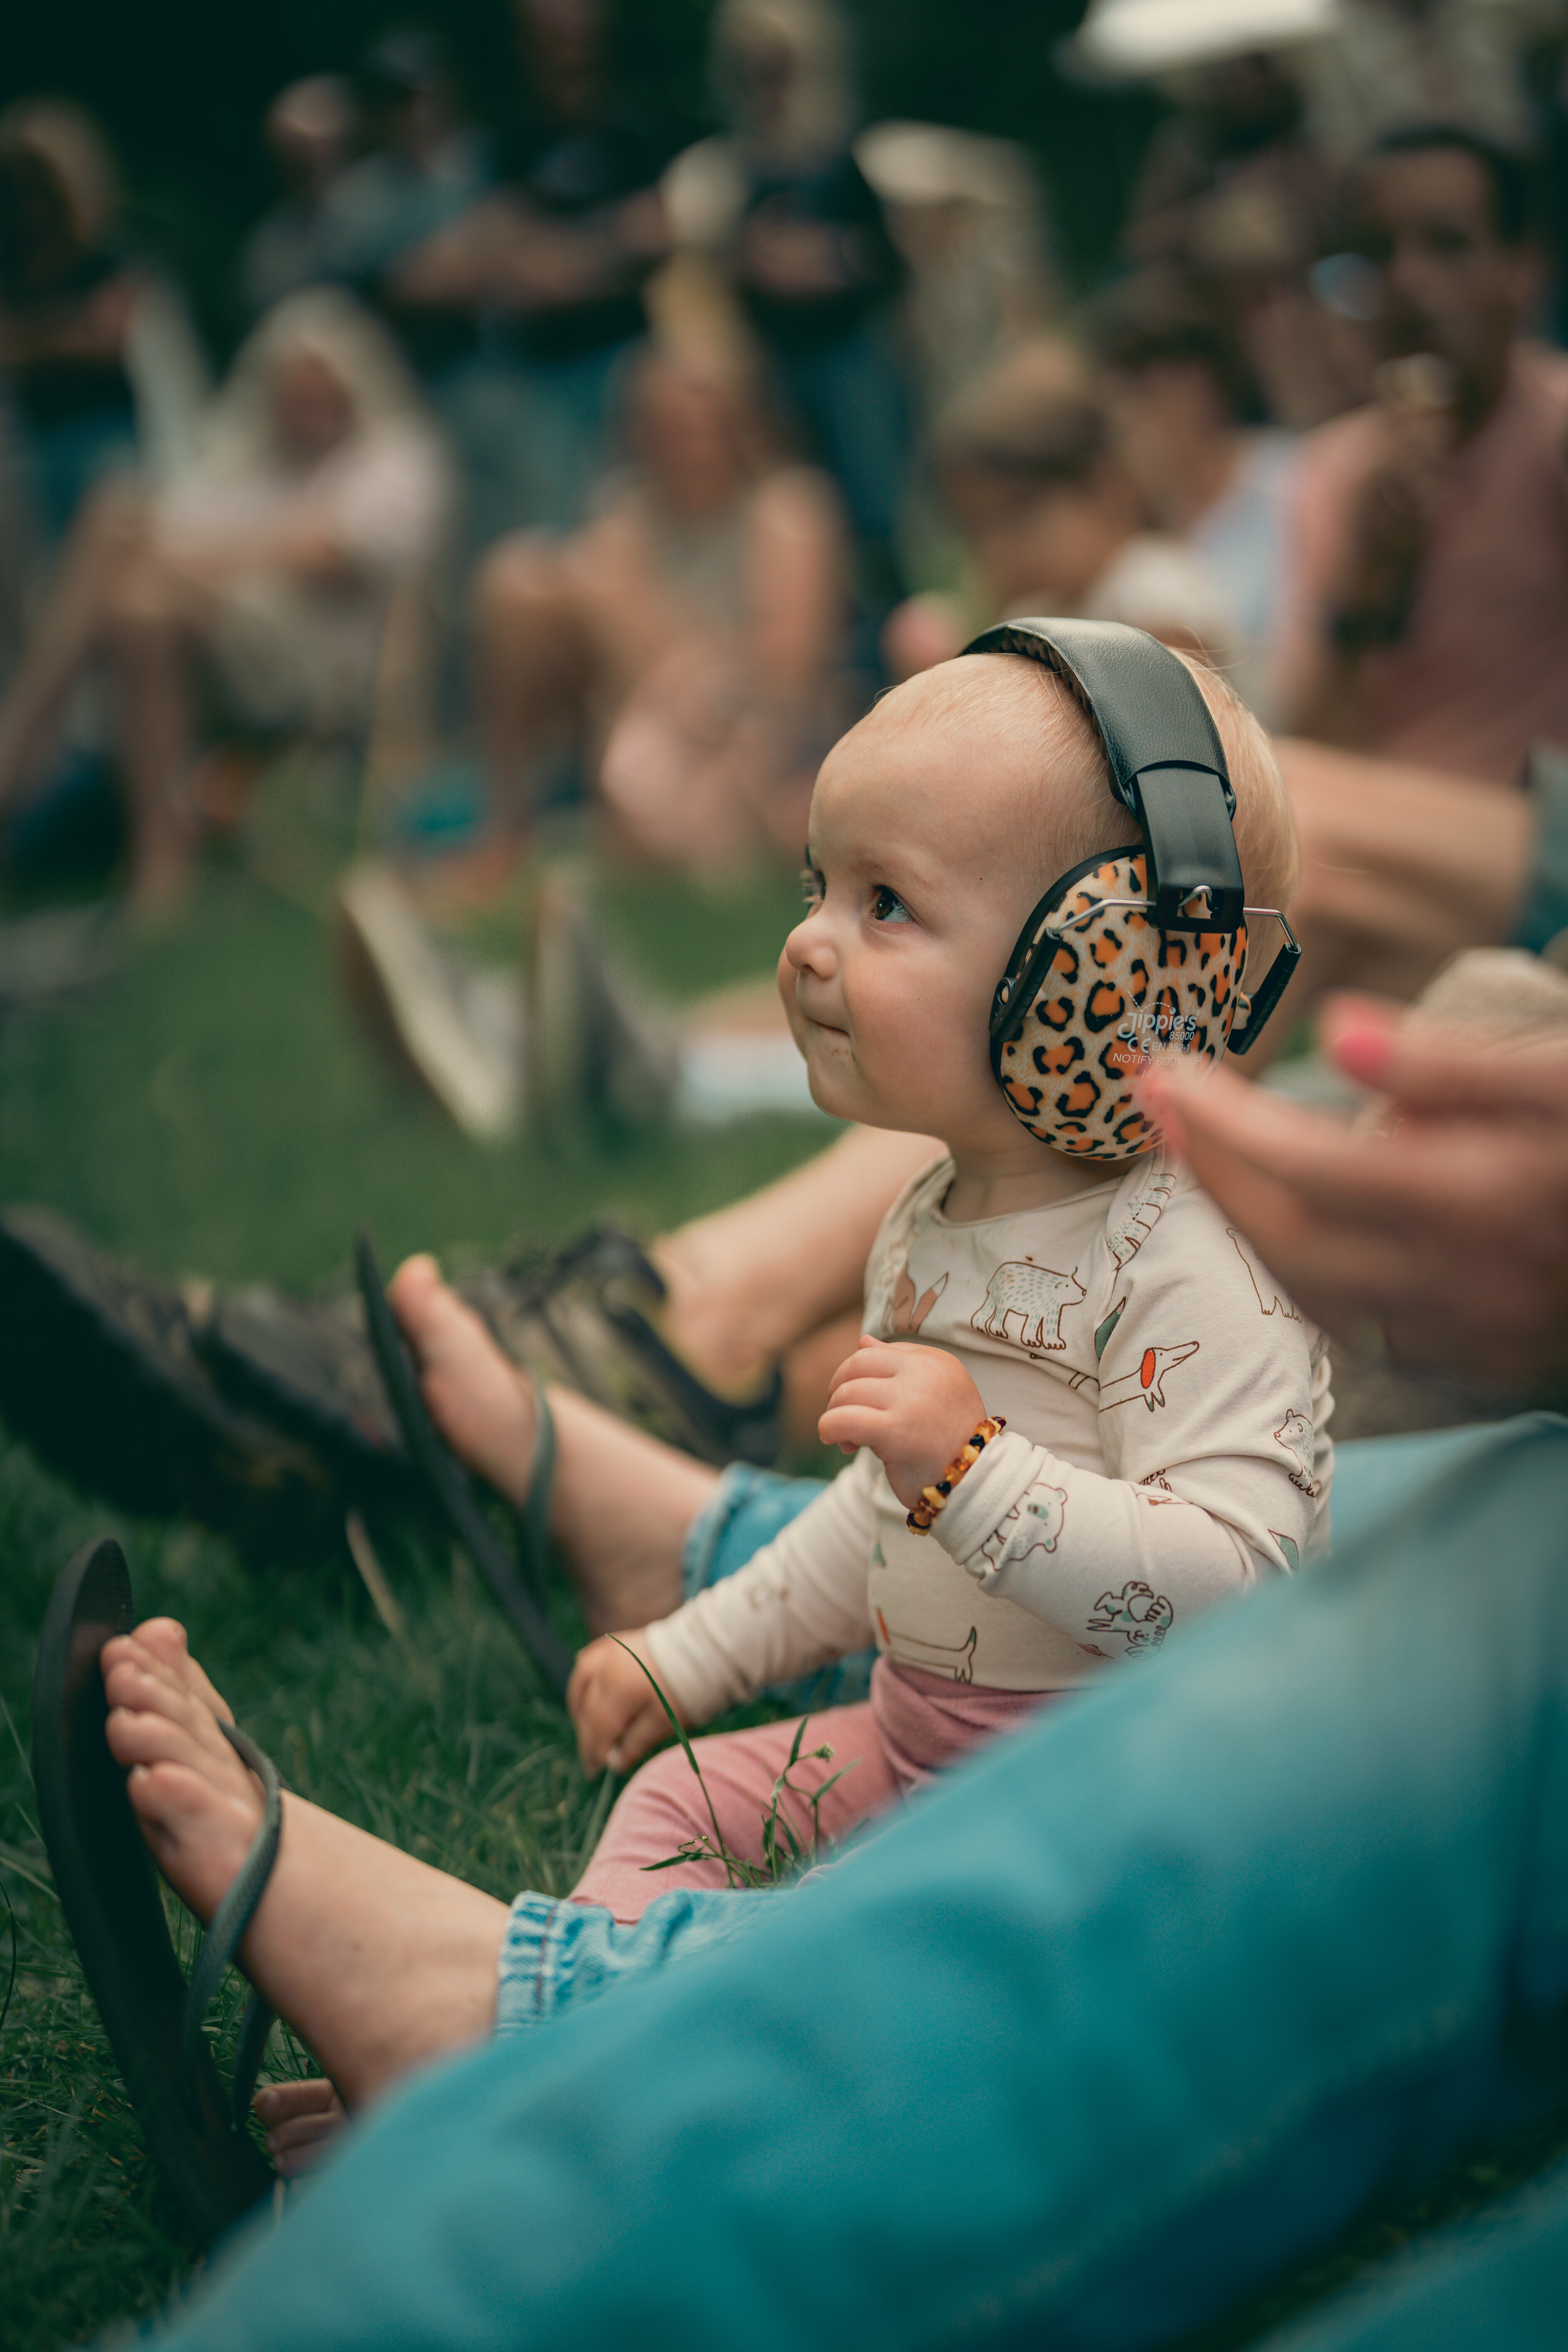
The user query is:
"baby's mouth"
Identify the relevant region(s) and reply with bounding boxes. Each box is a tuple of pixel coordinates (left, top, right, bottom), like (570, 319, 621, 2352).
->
(793, 984, 848, 1041)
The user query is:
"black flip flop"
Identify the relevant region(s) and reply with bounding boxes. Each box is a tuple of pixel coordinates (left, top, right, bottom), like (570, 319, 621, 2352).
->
(32, 1537, 281, 2243)
(355, 1233, 572, 1701)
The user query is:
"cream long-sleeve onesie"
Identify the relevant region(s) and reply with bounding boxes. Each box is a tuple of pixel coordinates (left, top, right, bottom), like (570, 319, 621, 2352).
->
(642, 1150, 1334, 1723)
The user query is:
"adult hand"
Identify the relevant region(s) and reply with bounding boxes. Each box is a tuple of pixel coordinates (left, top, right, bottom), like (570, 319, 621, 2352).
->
(1143, 997, 1568, 1384)
(568, 1631, 680, 1778)
(1330, 396, 1454, 647)
(818, 1336, 987, 1510)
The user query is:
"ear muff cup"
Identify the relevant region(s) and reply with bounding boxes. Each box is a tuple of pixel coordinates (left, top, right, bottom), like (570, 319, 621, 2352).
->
(991, 852, 1248, 1161)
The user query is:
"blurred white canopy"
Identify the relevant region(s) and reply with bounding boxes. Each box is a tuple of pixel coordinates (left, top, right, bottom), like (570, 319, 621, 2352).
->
(1073, 0, 1340, 76)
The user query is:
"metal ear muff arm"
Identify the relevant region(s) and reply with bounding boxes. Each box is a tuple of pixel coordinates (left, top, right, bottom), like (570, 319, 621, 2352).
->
(1040, 890, 1301, 1056)
(1228, 915, 1300, 1055)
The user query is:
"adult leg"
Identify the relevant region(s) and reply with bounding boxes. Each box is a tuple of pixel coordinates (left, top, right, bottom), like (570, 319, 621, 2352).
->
(255, 1257, 832, 2169)
(1263, 2159, 1568, 2352)
(99, 548, 200, 908)
(470, 533, 592, 845)
(648, 1121, 939, 1396)
(389, 1253, 861, 1684)
(149, 1414, 1568, 2352)
(100, 1617, 509, 2108)
(389, 1253, 715, 1632)
(0, 480, 145, 808)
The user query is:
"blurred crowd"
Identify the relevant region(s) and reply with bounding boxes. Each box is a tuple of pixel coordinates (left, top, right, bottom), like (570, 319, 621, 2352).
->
(1, 0, 1567, 911)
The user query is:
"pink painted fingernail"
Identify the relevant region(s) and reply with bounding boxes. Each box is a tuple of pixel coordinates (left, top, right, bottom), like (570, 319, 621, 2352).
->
(1331, 1022, 1395, 1084)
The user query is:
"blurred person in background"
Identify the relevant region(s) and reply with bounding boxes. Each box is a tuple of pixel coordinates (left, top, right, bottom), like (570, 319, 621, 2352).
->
(882, 345, 1233, 682)
(1095, 270, 1299, 722)
(0, 100, 207, 552)
(1277, 124, 1568, 781)
(1297, 0, 1560, 162)
(384, 0, 673, 547)
(0, 289, 448, 910)
(240, 76, 358, 319)
(664, 0, 909, 621)
(470, 336, 845, 873)
(852, 120, 1062, 602)
(1117, 48, 1358, 430)
(310, 32, 493, 383)
(852, 121, 1059, 425)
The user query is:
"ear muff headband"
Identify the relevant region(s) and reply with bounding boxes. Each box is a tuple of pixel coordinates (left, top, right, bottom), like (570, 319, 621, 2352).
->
(961, 619, 1299, 1159)
(965, 618, 1243, 931)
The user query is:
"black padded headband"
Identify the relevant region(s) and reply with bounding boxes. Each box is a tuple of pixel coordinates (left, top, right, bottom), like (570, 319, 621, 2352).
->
(961, 618, 1244, 932)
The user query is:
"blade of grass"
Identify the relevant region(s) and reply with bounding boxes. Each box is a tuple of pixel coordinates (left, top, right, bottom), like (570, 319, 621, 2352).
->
(607, 1638, 743, 1885)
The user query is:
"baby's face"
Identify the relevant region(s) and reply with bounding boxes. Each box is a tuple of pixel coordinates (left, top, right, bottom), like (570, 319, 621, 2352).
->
(781, 669, 1056, 1153)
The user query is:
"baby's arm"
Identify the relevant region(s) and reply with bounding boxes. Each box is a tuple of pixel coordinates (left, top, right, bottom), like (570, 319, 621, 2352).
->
(570, 1452, 882, 1772)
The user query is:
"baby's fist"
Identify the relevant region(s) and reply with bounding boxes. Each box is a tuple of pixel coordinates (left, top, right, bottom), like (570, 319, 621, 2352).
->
(567, 1633, 678, 1777)
(817, 1335, 986, 1511)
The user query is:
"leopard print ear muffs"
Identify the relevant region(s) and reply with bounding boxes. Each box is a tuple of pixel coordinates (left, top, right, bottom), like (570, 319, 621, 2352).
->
(992, 849, 1248, 1158)
(964, 619, 1299, 1166)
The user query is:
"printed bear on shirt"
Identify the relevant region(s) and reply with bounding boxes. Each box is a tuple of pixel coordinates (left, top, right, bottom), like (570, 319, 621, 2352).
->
(971, 1260, 1086, 1353)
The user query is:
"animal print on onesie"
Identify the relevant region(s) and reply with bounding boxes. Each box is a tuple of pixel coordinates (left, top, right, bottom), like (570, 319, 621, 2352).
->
(643, 1149, 1334, 1726)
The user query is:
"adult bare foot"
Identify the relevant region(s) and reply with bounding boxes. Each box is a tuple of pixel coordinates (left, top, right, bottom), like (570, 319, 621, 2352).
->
(101, 1616, 510, 2106)
(388, 1250, 702, 1629)
(253, 2078, 347, 2177)
(388, 1253, 540, 1509)
(102, 1618, 264, 1920)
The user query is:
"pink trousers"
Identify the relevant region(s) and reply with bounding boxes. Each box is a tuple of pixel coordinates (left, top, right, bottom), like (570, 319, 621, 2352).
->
(573, 1660, 1057, 1922)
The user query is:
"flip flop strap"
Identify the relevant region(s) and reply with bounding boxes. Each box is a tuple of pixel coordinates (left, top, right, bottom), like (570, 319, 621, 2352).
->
(520, 1386, 556, 1607)
(228, 1986, 279, 2133)
(181, 1722, 283, 2121)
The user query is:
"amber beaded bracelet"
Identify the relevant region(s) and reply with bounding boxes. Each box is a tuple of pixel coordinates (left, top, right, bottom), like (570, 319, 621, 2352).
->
(906, 1415, 1007, 1534)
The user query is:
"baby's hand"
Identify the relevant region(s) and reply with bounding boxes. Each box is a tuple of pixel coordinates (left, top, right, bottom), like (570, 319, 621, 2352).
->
(567, 1631, 681, 1776)
(818, 1336, 987, 1512)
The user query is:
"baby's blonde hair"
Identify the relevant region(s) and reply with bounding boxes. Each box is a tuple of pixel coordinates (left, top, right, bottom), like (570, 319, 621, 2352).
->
(894, 645, 1297, 973)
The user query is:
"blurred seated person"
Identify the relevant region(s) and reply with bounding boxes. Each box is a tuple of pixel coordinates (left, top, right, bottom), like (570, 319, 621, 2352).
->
(1096, 270, 1298, 722)
(385, 0, 673, 538)
(1296, 0, 1554, 162)
(472, 340, 846, 873)
(665, 0, 908, 613)
(0, 100, 207, 547)
(0, 290, 448, 910)
(853, 122, 1059, 425)
(1116, 48, 1352, 431)
(882, 345, 1233, 683)
(312, 32, 492, 381)
(240, 77, 357, 318)
(1277, 124, 1568, 782)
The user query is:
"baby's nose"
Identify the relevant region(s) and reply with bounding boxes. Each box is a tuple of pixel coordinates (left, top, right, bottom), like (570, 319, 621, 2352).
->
(784, 912, 835, 975)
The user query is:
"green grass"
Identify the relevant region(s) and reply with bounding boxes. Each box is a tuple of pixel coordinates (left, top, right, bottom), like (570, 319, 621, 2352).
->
(1, 810, 1565, 2347)
(0, 818, 832, 2345)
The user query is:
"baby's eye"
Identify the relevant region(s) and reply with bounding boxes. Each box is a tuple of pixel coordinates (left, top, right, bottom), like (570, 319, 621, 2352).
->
(871, 885, 913, 925)
(800, 864, 824, 911)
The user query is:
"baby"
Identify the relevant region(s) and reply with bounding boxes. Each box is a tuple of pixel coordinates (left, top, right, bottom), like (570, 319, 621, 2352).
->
(90, 627, 1328, 2184)
(563, 630, 1330, 1918)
